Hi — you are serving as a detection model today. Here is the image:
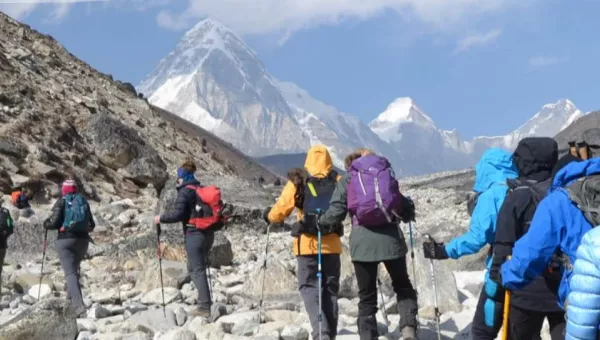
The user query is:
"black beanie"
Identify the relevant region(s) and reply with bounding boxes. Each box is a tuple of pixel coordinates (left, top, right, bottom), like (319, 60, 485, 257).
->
(551, 154, 581, 180)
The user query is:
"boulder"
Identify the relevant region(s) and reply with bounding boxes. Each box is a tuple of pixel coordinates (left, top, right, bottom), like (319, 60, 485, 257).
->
(216, 311, 259, 336)
(28, 284, 52, 299)
(140, 287, 181, 305)
(242, 260, 297, 298)
(280, 324, 309, 340)
(135, 260, 189, 291)
(158, 329, 196, 340)
(15, 272, 53, 294)
(82, 114, 167, 191)
(208, 233, 233, 268)
(0, 169, 12, 194)
(128, 308, 177, 334)
(8, 220, 57, 260)
(0, 298, 77, 340)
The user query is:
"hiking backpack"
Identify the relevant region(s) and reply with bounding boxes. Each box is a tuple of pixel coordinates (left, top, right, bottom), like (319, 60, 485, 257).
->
(507, 178, 552, 230)
(347, 154, 404, 227)
(296, 170, 339, 235)
(186, 185, 227, 232)
(10, 191, 21, 208)
(566, 175, 600, 227)
(0, 207, 14, 236)
(63, 193, 91, 232)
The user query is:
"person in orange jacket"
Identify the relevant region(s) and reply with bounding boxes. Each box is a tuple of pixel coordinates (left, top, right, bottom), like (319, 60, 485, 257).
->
(263, 145, 343, 340)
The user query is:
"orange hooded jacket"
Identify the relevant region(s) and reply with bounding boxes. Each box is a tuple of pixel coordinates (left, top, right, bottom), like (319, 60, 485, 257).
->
(267, 145, 343, 256)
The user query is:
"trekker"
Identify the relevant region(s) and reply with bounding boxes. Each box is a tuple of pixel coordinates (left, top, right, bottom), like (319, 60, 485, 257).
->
(422, 148, 518, 340)
(44, 179, 94, 313)
(154, 159, 216, 317)
(11, 188, 34, 218)
(263, 145, 343, 340)
(565, 226, 600, 340)
(318, 148, 418, 340)
(0, 200, 14, 287)
(498, 155, 600, 339)
(489, 137, 563, 339)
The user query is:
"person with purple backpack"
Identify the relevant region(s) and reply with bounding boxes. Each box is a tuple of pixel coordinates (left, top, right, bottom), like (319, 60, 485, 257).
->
(319, 149, 418, 340)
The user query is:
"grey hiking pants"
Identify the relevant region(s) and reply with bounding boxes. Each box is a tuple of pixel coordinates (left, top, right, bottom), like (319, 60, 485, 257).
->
(185, 229, 214, 310)
(56, 238, 88, 308)
(297, 254, 341, 340)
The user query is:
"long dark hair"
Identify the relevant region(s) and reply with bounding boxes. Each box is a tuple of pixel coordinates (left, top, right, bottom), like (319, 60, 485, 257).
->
(287, 168, 307, 209)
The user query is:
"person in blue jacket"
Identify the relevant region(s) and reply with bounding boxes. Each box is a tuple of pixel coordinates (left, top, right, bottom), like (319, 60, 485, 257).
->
(566, 226, 600, 340)
(423, 148, 518, 339)
(499, 157, 600, 337)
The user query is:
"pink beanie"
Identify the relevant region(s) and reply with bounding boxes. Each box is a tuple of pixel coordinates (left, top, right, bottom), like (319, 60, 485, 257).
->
(62, 180, 77, 196)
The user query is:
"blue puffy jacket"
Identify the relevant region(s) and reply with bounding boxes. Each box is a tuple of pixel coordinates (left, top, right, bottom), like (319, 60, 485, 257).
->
(501, 158, 600, 312)
(445, 148, 517, 259)
(567, 227, 600, 340)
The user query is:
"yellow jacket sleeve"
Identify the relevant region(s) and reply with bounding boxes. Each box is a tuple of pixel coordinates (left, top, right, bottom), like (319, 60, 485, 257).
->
(268, 181, 297, 223)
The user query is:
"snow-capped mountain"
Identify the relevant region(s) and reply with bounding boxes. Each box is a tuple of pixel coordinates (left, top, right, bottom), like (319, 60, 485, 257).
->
(369, 98, 585, 174)
(140, 17, 586, 176)
(275, 80, 403, 171)
(138, 18, 309, 156)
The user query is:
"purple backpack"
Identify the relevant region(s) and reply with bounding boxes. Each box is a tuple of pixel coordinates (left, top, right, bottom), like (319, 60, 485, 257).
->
(347, 154, 404, 227)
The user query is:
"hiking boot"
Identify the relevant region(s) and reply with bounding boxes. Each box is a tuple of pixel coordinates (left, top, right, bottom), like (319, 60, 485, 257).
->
(401, 326, 418, 340)
(189, 307, 211, 318)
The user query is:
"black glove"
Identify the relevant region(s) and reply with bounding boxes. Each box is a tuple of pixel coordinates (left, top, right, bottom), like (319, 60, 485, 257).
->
(488, 255, 506, 286)
(401, 197, 416, 223)
(423, 240, 449, 260)
(262, 206, 272, 224)
(220, 203, 234, 218)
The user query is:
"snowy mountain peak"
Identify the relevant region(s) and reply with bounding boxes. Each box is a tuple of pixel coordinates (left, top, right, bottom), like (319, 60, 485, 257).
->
(370, 97, 434, 127)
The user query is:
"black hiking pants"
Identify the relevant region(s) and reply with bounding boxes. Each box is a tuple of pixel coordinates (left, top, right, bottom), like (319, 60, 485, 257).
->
(353, 257, 418, 340)
(0, 248, 5, 286)
(57, 238, 88, 309)
(185, 229, 214, 311)
(297, 254, 341, 340)
(471, 289, 504, 340)
(508, 305, 565, 340)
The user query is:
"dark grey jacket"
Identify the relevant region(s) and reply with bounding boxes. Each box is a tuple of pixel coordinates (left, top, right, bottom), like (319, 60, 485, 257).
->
(44, 194, 95, 240)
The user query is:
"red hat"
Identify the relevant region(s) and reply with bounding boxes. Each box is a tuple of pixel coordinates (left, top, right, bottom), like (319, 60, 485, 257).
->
(62, 180, 77, 196)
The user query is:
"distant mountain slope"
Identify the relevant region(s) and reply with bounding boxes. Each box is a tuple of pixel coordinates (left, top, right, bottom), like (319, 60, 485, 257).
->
(257, 153, 343, 177)
(554, 110, 600, 154)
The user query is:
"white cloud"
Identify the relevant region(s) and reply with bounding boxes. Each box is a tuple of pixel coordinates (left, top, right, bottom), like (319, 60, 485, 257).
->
(0, 0, 105, 21)
(153, 0, 531, 36)
(453, 28, 502, 53)
(529, 55, 565, 68)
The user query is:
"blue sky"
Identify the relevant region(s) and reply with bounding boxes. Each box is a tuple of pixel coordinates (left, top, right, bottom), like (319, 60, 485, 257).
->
(1, 0, 599, 138)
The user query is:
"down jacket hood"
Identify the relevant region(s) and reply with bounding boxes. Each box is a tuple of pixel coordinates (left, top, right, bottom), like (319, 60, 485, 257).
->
(304, 144, 333, 178)
(473, 148, 518, 193)
(512, 137, 558, 181)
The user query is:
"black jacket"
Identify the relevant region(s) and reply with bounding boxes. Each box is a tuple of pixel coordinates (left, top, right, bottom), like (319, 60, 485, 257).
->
(492, 137, 561, 312)
(160, 179, 207, 233)
(44, 194, 95, 240)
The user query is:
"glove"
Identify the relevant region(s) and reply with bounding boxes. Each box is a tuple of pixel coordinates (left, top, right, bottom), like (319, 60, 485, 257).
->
(489, 265, 502, 286)
(262, 206, 272, 224)
(220, 203, 234, 218)
(401, 197, 416, 223)
(423, 240, 449, 260)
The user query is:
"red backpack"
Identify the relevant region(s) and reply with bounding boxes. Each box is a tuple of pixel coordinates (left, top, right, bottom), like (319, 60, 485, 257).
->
(186, 185, 226, 231)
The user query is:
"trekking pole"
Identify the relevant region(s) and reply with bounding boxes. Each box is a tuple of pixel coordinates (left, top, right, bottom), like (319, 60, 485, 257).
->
(258, 222, 271, 325)
(377, 279, 389, 326)
(316, 210, 323, 340)
(38, 229, 48, 301)
(156, 223, 166, 317)
(501, 255, 512, 340)
(424, 234, 441, 340)
(206, 258, 213, 300)
(408, 221, 417, 288)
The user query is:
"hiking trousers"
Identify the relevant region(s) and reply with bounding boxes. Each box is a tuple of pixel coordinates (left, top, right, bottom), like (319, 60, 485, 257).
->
(56, 238, 88, 309)
(0, 248, 6, 282)
(297, 254, 341, 340)
(185, 229, 214, 311)
(353, 257, 418, 340)
(508, 305, 565, 340)
(471, 289, 504, 340)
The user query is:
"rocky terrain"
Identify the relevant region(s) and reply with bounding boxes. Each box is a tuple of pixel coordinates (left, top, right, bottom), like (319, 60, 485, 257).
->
(0, 10, 561, 340)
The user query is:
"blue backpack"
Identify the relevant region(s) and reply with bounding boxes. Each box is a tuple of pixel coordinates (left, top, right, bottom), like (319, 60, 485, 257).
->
(63, 194, 90, 232)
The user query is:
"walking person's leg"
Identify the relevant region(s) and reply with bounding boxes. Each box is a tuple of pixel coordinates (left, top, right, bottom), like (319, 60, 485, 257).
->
(383, 257, 418, 337)
(57, 239, 87, 310)
(507, 305, 543, 340)
(185, 231, 215, 316)
(471, 289, 505, 340)
(353, 261, 379, 340)
(0, 248, 6, 294)
(298, 255, 334, 340)
(321, 254, 341, 340)
(546, 311, 566, 340)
